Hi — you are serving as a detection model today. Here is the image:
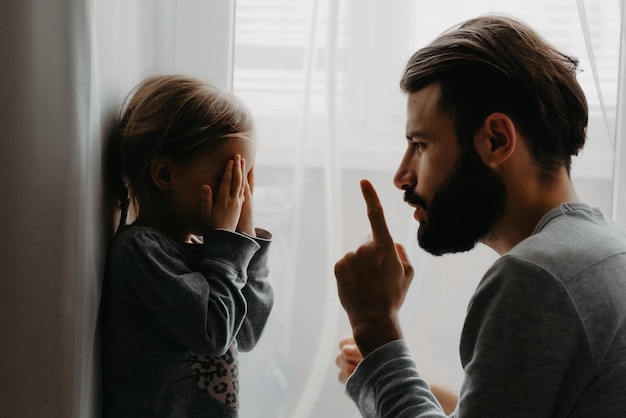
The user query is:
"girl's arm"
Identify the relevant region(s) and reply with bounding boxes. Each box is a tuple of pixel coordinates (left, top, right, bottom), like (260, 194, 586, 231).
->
(236, 229, 274, 351)
(234, 167, 275, 350)
(119, 157, 264, 356)
(121, 227, 259, 356)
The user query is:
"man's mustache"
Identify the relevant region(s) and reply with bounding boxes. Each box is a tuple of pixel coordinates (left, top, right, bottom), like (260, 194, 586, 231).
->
(404, 190, 428, 210)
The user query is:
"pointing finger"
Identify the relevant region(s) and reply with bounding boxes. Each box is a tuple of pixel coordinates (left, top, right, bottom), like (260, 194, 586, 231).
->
(360, 179, 394, 247)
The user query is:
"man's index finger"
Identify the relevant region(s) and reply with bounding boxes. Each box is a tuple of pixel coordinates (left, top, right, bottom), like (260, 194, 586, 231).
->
(360, 179, 394, 247)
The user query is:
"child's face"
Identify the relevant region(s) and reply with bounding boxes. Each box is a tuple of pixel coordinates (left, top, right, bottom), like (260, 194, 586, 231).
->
(167, 138, 256, 238)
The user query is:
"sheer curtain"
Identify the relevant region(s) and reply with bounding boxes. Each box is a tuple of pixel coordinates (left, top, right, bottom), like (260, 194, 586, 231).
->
(233, 1, 625, 417)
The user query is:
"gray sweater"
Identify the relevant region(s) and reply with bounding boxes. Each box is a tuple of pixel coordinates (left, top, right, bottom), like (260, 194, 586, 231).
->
(347, 202, 626, 417)
(102, 225, 274, 418)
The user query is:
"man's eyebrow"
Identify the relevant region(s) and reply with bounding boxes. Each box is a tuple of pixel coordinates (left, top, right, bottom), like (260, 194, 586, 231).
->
(405, 130, 430, 140)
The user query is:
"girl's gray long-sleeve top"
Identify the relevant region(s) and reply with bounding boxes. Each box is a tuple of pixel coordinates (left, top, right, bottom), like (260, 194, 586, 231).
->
(102, 225, 274, 418)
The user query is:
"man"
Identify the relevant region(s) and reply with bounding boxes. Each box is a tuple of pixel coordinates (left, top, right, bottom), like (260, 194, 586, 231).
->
(334, 15, 626, 417)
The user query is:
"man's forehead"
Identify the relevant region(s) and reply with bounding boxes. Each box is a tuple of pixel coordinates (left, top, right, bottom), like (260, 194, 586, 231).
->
(405, 83, 444, 132)
(406, 83, 441, 110)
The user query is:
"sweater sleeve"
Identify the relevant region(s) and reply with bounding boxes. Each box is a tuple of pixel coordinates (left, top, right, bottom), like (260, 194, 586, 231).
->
(346, 340, 446, 418)
(236, 228, 275, 352)
(121, 228, 261, 356)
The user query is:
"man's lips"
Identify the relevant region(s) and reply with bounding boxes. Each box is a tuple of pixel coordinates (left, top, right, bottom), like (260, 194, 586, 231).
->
(404, 191, 428, 223)
(408, 203, 427, 223)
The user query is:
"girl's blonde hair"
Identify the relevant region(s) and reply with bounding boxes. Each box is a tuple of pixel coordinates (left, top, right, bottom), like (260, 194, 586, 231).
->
(108, 74, 254, 230)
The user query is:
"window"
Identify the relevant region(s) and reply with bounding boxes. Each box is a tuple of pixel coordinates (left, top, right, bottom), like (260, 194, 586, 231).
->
(233, 1, 623, 416)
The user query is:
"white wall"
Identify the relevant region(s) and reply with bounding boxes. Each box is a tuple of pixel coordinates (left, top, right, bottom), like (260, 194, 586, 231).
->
(1, 2, 91, 416)
(0, 1, 234, 417)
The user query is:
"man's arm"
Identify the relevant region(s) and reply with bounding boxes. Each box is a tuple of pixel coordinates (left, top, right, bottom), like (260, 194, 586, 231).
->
(334, 180, 447, 417)
(334, 179, 414, 356)
(336, 336, 458, 415)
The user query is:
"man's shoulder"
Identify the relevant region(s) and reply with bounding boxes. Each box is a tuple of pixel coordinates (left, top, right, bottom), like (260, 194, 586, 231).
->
(482, 203, 626, 328)
(508, 203, 626, 274)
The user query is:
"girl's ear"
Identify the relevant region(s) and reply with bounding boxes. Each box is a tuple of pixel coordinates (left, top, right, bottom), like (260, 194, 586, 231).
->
(151, 157, 173, 190)
(474, 112, 517, 169)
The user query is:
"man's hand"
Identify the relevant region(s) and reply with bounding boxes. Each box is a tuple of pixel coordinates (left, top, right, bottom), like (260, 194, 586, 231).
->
(334, 179, 414, 356)
(336, 336, 363, 383)
(200, 154, 246, 232)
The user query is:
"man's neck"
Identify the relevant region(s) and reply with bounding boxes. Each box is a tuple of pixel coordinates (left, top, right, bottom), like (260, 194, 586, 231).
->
(483, 170, 579, 255)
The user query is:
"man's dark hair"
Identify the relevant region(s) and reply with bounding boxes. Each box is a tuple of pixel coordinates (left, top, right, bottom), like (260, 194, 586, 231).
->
(400, 15, 588, 179)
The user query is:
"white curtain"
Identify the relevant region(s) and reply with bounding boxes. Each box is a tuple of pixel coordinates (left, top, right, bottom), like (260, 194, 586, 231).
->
(233, 1, 626, 417)
(0, 1, 623, 418)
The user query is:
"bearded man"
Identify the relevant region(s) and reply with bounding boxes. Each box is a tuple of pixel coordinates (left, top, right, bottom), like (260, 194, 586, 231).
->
(334, 15, 626, 418)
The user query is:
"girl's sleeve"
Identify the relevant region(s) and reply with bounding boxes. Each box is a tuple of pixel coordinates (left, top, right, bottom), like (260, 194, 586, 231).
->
(236, 228, 274, 352)
(122, 228, 261, 356)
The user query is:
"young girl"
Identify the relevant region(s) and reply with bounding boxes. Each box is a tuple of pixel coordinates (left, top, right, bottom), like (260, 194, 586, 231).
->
(102, 74, 274, 418)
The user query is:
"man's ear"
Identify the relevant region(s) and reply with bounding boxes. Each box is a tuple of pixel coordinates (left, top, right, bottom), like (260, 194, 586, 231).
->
(151, 157, 173, 191)
(474, 112, 517, 168)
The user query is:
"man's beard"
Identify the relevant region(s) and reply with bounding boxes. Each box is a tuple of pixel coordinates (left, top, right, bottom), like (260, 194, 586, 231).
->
(404, 146, 506, 256)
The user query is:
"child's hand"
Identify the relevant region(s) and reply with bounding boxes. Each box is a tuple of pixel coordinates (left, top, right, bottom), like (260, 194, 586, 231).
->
(336, 335, 363, 383)
(237, 166, 256, 237)
(200, 154, 245, 232)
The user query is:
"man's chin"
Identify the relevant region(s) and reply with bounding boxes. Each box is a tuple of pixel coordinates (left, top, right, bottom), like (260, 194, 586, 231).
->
(417, 227, 479, 256)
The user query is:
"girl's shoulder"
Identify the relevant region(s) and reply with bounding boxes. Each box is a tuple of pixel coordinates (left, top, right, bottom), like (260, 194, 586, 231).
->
(112, 224, 179, 255)
(115, 223, 163, 240)
(107, 224, 194, 272)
